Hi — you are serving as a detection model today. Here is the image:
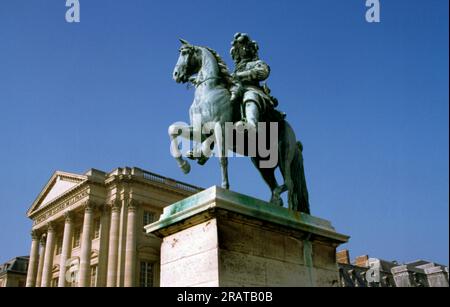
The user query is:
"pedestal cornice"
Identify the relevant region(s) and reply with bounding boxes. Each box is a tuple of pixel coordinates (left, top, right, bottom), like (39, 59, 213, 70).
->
(145, 186, 349, 245)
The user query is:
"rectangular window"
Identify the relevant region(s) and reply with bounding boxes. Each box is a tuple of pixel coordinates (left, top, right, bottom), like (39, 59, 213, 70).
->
(139, 261, 154, 287)
(73, 227, 81, 248)
(143, 211, 156, 227)
(93, 218, 100, 239)
(90, 265, 98, 287)
(56, 236, 63, 255)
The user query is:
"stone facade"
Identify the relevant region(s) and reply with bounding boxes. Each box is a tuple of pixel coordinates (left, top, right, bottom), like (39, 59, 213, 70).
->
(337, 250, 449, 287)
(25, 167, 202, 287)
(0, 256, 29, 287)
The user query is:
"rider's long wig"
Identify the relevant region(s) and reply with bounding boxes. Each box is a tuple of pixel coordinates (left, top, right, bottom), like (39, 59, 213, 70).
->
(230, 33, 259, 65)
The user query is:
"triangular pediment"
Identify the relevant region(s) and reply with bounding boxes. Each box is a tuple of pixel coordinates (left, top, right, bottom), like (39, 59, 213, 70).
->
(27, 171, 87, 216)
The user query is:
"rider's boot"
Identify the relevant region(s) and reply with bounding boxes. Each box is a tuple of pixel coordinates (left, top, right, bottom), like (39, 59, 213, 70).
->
(236, 101, 259, 133)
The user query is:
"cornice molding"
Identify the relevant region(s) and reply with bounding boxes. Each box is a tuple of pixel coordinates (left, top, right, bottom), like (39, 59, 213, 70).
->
(29, 169, 202, 227)
(58, 174, 82, 184)
(27, 171, 87, 217)
(105, 173, 202, 197)
(32, 188, 89, 226)
(52, 264, 60, 273)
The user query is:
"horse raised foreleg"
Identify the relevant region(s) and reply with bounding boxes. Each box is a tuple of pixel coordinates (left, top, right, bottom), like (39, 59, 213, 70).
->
(168, 123, 193, 174)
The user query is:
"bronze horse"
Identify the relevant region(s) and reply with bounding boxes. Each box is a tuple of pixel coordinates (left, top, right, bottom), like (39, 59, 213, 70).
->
(169, 40, 310, 214)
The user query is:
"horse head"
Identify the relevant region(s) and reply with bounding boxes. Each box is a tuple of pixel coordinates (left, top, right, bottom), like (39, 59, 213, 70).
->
(173, 39, 201, 84)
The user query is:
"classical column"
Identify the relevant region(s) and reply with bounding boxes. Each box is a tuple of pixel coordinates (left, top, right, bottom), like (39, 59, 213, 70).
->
(35, 235, 46, 287)
(78, 201, 95, 287)
(25, 230, 40, 287)
(58, 211, 74, 287)
(106, 201, 121, 287)
(97, 205, 111, 287)
(116, 198, 128, 287)
(41, 222, 56, 287)
(124, 200, 138, 287)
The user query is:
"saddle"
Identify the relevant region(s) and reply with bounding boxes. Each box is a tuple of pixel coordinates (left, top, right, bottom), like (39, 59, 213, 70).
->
(262, 83, 286, 122)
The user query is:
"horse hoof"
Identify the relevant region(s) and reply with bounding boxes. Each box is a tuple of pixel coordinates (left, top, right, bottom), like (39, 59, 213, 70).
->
(180, 161, 191, 174)
(186, 151, 196, 161)
(197, 156, 209, 166)
(271, 197, 284, 207)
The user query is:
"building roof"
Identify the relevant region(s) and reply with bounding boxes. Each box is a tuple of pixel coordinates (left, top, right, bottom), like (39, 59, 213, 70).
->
(27, 167, 204, 218)
(0, 256, 29, 276)
(407, 260, 448, 271)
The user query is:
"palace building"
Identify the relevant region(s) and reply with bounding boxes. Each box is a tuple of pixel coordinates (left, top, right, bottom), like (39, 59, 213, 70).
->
(25, 167, 202, 287)
(0, 256, 29, 287)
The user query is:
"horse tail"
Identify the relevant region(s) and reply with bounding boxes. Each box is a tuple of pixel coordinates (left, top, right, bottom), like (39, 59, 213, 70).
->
(291, 141, 311, 214)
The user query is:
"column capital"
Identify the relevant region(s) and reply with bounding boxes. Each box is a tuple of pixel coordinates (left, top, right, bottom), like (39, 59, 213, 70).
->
(46, 222, 56, 233)
(99, 203, 110, 214)
(108, 199, 121, 212)
(31, 230, 40, 240)
(81, 200, 98, 213)
(64, 211, 74, 223)
(127, 199, 141, 212)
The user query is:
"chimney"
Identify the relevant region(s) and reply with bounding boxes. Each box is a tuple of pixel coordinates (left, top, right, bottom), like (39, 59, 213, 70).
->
(355, 255, 369, 268)
(336, 250, 350, 264)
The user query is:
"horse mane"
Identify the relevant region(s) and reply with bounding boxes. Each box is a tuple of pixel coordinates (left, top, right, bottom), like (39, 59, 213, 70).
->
(202, 47, 234, 88)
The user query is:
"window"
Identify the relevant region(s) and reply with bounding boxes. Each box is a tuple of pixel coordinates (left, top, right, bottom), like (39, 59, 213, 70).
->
(67, 270, 78, 287)
(143, 211, 156, 227)
(73, 227, 81, 248)
(18, 280, 25, 287)
(93, 219, 100, 239)
(90, 265, 98, 287)
(56, 236, 63, 255)
(139, 261, 154, 287)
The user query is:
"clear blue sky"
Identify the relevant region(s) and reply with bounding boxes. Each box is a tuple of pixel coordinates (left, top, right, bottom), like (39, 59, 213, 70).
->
(0, 0, 448, 265)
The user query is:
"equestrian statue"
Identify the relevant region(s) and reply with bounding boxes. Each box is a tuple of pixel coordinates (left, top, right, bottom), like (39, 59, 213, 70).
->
(169, 33, 310, 214)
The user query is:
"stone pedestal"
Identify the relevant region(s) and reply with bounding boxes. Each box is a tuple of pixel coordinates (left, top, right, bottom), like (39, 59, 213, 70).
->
(146, 186, 349, 287)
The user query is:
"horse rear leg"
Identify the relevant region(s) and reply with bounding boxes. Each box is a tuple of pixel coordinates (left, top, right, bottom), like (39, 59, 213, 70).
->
(251, 158, 284, 207)
(217, 126, 230, 189)
(279, 143, 298, 211)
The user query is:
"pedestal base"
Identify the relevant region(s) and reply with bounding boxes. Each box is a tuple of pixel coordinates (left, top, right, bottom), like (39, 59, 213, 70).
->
(146, 186, 349, 287)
